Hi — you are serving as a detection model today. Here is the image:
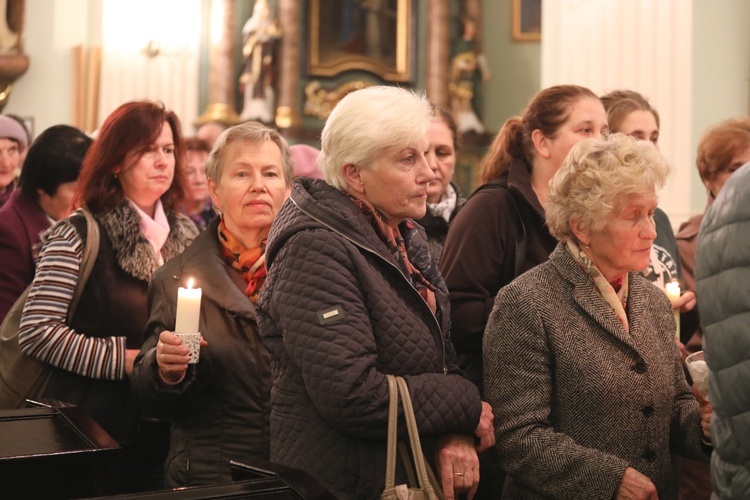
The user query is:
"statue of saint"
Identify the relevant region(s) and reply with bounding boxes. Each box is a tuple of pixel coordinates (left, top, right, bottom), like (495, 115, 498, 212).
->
(239, 0, 281, 123)
(0, 0, 19, 54)
(449, 18, 490, 134)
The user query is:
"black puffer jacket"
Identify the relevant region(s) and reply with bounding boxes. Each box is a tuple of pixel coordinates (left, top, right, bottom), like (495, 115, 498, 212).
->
(256, 178, 482, 500)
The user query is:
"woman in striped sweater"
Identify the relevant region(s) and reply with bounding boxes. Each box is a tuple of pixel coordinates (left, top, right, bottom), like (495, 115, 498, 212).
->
(18, 101, 198, 493)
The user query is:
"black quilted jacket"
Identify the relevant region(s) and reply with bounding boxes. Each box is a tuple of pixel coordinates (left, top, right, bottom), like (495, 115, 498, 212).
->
(257, 178, 482, 499)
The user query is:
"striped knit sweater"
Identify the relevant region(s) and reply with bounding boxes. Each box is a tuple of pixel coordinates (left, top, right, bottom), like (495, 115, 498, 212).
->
(18, 205, 197, 381)
(19, 220, 127, 380)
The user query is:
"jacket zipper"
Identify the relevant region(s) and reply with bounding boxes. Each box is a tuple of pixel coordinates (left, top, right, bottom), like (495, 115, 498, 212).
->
(291, 199, 448, 374)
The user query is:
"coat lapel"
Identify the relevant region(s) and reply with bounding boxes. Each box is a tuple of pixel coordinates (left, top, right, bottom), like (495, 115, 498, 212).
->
(550, 244, 639, 353)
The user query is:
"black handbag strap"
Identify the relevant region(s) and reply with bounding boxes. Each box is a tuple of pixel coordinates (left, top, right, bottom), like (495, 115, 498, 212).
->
(504, 189, 527, 278)
(469, 182, 527, 280)
(67, 207, 100, 320)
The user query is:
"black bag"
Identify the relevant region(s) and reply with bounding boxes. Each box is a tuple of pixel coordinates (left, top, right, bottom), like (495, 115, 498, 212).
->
(0, 208, 100, 409)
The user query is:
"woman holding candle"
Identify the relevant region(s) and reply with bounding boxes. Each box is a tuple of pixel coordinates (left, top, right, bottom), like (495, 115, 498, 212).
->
(255, 86, 494, 500)
(484, 134, 711, 499)
(17, 101, 198, 493)
(131, 121, 293, 487)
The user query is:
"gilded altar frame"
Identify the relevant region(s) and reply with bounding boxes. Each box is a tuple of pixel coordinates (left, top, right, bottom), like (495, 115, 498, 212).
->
(307, 0, 414, 83)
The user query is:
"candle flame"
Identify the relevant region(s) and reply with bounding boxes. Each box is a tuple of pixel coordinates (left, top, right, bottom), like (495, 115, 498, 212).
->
(187, 278, 194, 289)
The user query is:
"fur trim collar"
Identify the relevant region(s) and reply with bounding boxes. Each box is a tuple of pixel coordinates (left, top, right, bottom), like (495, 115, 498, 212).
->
(97, 203, 198, 282)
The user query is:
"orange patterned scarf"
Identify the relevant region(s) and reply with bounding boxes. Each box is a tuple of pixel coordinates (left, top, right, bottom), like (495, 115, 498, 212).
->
(218, 219, 267, 302)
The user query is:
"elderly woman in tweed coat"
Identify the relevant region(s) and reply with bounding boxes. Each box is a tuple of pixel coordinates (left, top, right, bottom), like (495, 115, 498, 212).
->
(484, 134, 712, 500)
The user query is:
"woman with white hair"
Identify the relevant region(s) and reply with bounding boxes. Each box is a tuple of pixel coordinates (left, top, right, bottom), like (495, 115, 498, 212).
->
(256, 85, 494, 500)
(484, 134, 711, 499)
(131, 121, 293, 487)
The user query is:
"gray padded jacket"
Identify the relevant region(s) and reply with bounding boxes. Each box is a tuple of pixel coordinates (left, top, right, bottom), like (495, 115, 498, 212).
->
(696, 163, 750, 500)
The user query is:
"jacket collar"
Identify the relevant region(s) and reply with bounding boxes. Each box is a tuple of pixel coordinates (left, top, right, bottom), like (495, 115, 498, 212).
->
(269, 178, 395, 268)
(171, 218, 255, 319)
(548, 243, 645, 353)
(95, 202, 198, 282)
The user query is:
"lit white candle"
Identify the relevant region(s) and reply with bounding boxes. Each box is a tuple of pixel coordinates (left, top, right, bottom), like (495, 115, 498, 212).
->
(175, 278, 202, 333)
(665, 281, 681, 342)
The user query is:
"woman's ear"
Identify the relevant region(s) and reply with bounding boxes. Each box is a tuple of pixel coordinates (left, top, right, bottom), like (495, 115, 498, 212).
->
(208, 178, 222, 213)
(531, 129, 552, 159)
(342, 163, 365, 195)
(569, 218, 590, 246)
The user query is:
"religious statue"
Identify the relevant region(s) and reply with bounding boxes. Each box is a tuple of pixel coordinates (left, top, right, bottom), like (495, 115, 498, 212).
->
(239, 0, 281, 123)
(0, 0, 18, 54)
(448, 18, 490, 134)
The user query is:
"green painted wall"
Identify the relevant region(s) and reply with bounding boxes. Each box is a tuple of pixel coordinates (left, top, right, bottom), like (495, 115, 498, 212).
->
(480, 0, 541, 134)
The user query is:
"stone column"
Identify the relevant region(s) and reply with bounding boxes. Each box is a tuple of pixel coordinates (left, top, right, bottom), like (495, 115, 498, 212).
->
(427, 0, 450, 106)
(275, 0, 301, 128)
(196, 0, 240, 126)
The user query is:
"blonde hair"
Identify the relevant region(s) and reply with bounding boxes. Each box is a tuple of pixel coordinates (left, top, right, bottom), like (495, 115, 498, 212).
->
(546, 134, 670, 241)
(205, 121, 293, 187)
(600, 89, 660, 132)
(319, 86, 432, 190)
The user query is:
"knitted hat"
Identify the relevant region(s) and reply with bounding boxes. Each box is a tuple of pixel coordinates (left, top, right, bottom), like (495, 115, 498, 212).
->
(0, 115, 28, 150)
(290, 144, 324, 179)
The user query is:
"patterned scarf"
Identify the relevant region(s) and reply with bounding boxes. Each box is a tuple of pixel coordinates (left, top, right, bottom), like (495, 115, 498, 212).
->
(346, 193, 438, 314)
(566, 239, 629, 332)
(217, 218, 267, 302)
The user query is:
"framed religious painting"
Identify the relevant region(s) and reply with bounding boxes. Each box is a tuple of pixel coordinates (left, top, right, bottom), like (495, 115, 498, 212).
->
(512, 0, 541, 42)
(307, 0, 415, 82)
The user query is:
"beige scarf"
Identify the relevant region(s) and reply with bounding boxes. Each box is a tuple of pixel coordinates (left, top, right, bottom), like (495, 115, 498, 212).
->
(566, 239, 629, 332)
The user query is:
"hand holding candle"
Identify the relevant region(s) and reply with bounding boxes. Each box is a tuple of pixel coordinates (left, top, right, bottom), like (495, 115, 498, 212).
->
(665, 281, 681, 342)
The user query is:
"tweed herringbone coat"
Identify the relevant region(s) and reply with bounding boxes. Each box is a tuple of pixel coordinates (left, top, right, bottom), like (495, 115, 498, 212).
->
(484, 243, 709, 500)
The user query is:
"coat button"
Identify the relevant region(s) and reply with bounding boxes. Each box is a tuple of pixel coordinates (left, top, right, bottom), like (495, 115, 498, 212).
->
(641, 448, 656, 461)
(642, 405, 655, 417)
(633, 361, 647, 373)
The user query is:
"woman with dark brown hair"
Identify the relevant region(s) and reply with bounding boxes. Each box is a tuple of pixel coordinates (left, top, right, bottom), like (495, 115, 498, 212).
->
(18, 100, 198, 493)
(440, 85, 608, 498)
(441, 84, 608, 391)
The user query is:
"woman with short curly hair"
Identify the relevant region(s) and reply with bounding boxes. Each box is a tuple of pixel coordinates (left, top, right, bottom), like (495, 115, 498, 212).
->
(485, 134, 712, 499)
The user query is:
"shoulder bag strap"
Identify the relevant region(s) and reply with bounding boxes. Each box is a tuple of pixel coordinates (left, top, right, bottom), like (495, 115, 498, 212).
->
(384, 374, 399, 491)
(503, 189, 527, 278)
(67, 207, 100, 321)
(396, 376, 443, 499)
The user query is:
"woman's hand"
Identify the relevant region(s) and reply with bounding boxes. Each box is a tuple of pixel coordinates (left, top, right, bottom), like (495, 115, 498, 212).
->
(615, 467, 658, 499)
(474, 401, 495, 452)
(156, 330, 207, 384)
(672, 290, 696, 313)
(693, 385, 712, 441)
(435, 434, 480, 500)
